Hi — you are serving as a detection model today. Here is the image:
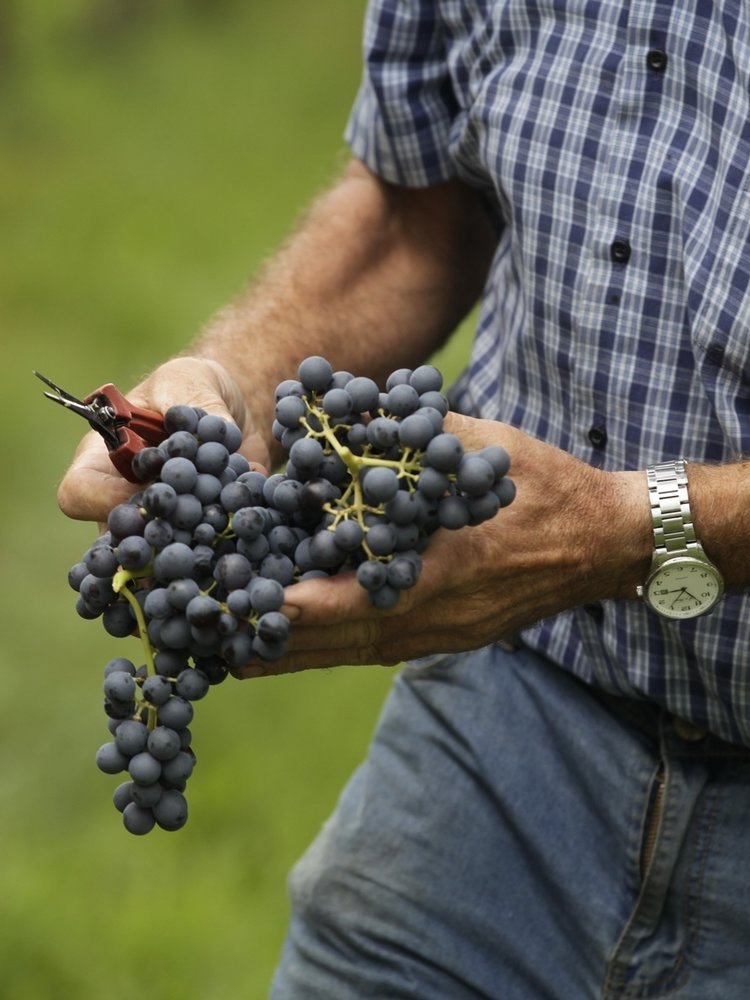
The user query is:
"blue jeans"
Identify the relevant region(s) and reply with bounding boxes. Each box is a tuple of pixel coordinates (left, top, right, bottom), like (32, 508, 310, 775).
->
(270, 644, 750, 999)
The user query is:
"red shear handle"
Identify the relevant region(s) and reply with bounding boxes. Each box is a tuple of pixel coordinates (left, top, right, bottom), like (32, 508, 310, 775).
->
(109, 426, 157, 482)
(85, 382, 166, 483)
(87, 383, 165, 444)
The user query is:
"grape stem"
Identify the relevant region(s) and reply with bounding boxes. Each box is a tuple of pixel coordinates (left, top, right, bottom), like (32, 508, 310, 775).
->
(113, 579, 158, 731)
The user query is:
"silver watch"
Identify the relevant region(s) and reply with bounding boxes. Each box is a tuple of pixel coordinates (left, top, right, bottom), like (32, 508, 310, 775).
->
(637, 460, 724, 619)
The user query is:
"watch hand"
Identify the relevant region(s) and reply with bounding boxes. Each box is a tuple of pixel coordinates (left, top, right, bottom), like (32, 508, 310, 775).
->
(668, 587, 699, 608)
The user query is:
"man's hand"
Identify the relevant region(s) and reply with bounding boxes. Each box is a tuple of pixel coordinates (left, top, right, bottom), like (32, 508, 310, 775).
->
(234, 414, 652, 677)
(57, 357, 269, 523)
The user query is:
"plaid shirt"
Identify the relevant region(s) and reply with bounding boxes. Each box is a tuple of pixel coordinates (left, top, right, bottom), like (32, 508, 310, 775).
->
(346, 0, 750, 745)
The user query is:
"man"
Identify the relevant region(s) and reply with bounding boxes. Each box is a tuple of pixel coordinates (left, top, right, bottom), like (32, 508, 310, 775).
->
(60, 1, 750, 996)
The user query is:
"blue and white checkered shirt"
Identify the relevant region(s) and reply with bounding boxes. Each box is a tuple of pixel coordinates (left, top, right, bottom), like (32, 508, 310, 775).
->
(346, 0, 750, 745)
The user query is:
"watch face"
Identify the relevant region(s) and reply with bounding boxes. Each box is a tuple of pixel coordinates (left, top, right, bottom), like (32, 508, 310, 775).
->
(645, 557, 723, 619)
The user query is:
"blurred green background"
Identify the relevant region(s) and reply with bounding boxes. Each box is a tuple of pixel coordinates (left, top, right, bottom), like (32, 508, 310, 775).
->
(0, 3, 474, 998)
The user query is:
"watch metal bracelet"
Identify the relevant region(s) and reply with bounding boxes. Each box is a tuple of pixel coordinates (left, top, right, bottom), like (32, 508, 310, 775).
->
(646, 459, 698, 556)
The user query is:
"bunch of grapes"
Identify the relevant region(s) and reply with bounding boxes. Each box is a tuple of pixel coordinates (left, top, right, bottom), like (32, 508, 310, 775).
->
(271, 356, 515, 607)
(69, 357, 514, 834)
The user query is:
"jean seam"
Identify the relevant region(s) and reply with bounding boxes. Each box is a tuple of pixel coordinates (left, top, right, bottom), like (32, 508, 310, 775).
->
(601, 756, 721, 999)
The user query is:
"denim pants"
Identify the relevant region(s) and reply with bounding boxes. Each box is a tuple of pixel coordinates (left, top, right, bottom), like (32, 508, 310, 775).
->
(270, 644, 750, 999)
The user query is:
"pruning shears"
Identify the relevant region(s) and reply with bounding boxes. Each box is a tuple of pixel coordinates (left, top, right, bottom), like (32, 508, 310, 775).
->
(34, 371, 165, 482)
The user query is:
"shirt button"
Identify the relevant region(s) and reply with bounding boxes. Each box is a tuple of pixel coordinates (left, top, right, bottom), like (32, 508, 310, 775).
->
(610, 239, 631, 263)
(588, 426, 608, 448)
(672, 716, 707, 742)
(647, 49, 668, 72)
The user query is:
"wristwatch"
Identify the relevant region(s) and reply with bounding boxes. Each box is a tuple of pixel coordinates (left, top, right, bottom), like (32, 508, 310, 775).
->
(637, 460, 724, 619)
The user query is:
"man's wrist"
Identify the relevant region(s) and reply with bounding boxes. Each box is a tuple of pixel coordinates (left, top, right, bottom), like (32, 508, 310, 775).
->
(602, 470, 653, 601)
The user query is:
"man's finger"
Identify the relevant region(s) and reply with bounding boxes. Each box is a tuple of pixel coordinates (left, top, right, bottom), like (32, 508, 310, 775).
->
(57, 433, 140, 522)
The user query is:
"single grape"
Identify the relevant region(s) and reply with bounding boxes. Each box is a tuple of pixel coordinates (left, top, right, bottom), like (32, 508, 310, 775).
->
(152, 543, 195, 582)
(369, 584, 401, 609)
(122, 802, 156, 835)
(220, 481, 252, 513)
(214, 553, 253, 590)
(384, 491, 419, 526)
(103, 657, 136, 677)
(417, 467, 450, 500)
(113, 781, 135, 813)
(114, 720, 149, 757)
(144, 518, 174, 549)
(223, 421, 243, 454)
(366, 521, 398, 556)
(170, 494, 204, 531)
(153, 789, 188, 831)
(131, 782, 164, 808)
(456, 455, 495, 496)
(193, 474, 222, 504)
(85, 545, 119, 578)
(128, 751, 162, 786)
(115, 535, 153, 572)
(409, 364, 443, 394)
(257, 611, 290, 644)
(131, 447, 166, 482)
(248, 577, 284, 614)
(385, 368, 412, 390)
(398, 413, 436, 450)
(259, 553, 296, 586)
(366, 417, 400, 449)
(386, 383, 420, 417)
(185, 595, 221, 628)
(273, 479, 305, 514)
(202, 502, 229, 533)
(275, 394, 307, 428)
(144, 588, 172, 619)
(175, 668, 210, 701)
(157, 696, 194, 730)
(418, 391, 449, 415)
(159, 614, 192, 650)
(289, 438, 325, 476)
(309, 531, 345, 569)
(322, 388, 352, 418)
(386, 556, 421, 590)
(221, 632, 254, 668)
(164, 404, 200, 435)
(437, 495, 471, 529)
(425, 433, 464, 473)
(298, 356, 333, 393)
(356, 560, 388, 592)
(362, 466, 400, 503)
(147, 726, 182, 762)
(195, 441, 230, 476)
(346, 376, 380, 412)
(467, 490, 501, 523)
(104, 671, 136, 703)
(493, 477, 517, 507)
(107, 503, 146, 540)
(68, 561, 90, 591)
(102, 601, 136, 638)
(195, 413, 227, 443)
(163, 430, 198, 460)
(160, 752, 195, 787)
(96, 742, 129, 775)
(334, 519, 364, 551)
(160, 457, 198, 494)
(142, 675, 173, 707)
(167, 578, 201, 611)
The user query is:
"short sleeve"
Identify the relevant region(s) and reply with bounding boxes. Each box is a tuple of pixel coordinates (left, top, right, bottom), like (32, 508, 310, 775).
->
(344, 0, 460, 186)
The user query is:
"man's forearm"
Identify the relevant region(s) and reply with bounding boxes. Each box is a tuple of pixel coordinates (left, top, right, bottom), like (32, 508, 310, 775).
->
(187, 159, 498, 459)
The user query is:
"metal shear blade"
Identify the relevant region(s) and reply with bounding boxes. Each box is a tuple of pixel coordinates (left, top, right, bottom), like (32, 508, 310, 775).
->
(34, 370, 121, 448)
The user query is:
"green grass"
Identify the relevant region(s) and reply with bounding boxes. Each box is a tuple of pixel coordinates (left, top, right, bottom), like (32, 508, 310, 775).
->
(0, 5, 475, 998)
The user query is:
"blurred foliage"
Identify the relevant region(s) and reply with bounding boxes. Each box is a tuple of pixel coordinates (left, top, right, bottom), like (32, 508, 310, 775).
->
(0, 3, 475, 999)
